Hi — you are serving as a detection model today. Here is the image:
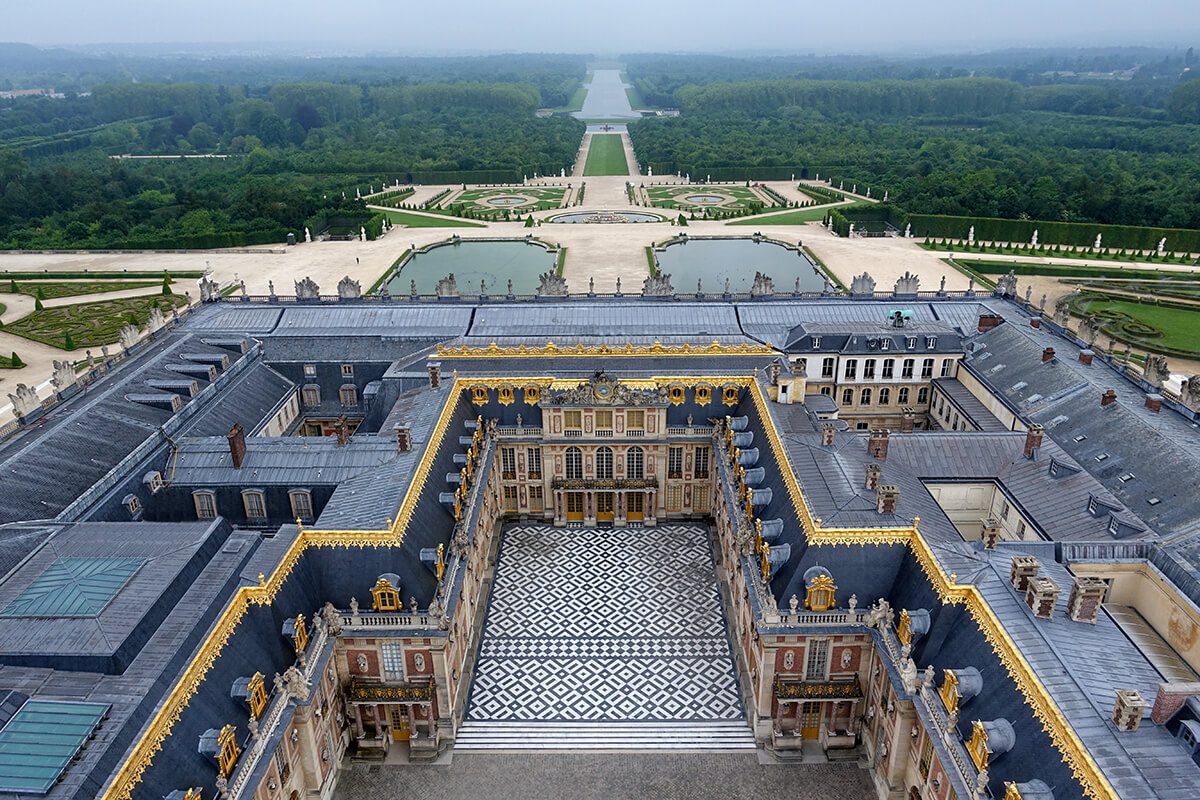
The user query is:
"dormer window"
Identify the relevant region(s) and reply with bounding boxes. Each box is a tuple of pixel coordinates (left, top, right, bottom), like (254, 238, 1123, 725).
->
(247, 672, 268, 719)
(1094, 453, 1109, 462)
(289, 489, 313, 522)
(302, 384, 321, 407)
(811, 336, 822, 349)
(193, 490, 218, 520)
(123, 494, 141, 518)
(339, 384, 358, 407)
(242, 490, 267, 520)
(303, 364, 317, 377)
(1119, 473, 1135, 483)
(926, 337, 936, 348)
(217, 724, 239, 777)
(881, 338, 890, 351)
(371, 575, 402, 611)
(1108, 516, 1120, 535)
(1073, 434, 1087, 442)
(341, 364, 354, 378)
(143, 470, 164, 493)
(906, 337, 916, 349)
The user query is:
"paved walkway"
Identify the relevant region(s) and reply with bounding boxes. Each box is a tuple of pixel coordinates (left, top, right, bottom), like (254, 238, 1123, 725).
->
(333, 752, 874, 800)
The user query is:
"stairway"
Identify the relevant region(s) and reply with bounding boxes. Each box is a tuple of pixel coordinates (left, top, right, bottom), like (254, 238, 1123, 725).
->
(454, 720, 755, 751)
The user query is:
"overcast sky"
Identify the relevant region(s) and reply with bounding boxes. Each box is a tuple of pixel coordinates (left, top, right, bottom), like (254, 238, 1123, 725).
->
(6, 0, 1199, 54)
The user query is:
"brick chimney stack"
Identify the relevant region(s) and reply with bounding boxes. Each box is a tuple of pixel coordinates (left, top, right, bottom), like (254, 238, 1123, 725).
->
(1010, 555, 1040, 592)
(864, 463, 881, 490)
(1145, 394, 1163, 413)
(1067, 576, 1108, 623)
(1023, 423, 1044, 460)
(981, 516, 1002, 549)
(395, 424, 412, 452)
(977, 314, 1003, 333)
(821, 423, 836, 447)
(876, 484, 899, 514)
(1078, 349, 1094, 366)
(335, 415, 350, 447)
(427, 361, 442, 389)
(1041, 347, 1056, 363)
(1112, 690, 1149, 732)
(1029, 316, 1042, 329)
(867, 429, 890, 461)
(1150, 682, 1200, 725)
(900, 407, 915, 433)
(1101, 389, 1118, 407)
(227, 423, 246, 470)
(1025, 575, 1060, 620)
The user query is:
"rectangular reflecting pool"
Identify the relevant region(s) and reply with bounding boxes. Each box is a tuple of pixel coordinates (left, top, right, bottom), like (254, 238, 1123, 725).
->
(384, 240, 558, 295)
(652, 238, 826, 294)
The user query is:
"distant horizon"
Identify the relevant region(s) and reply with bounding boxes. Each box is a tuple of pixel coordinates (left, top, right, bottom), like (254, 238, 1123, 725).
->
(2, 0, 1198, 57)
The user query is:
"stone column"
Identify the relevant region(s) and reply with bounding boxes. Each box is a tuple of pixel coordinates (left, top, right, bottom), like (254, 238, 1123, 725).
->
(584, 489, 596, 527)
(553, 490, 565, 527)
(615, 490, 626, 527)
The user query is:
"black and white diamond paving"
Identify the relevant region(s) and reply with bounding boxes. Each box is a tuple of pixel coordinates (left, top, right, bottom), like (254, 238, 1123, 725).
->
(465, 524, 746, 724)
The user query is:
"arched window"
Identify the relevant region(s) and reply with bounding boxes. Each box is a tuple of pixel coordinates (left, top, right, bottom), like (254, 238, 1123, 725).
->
(596, 446, 613, 479)
(860, 388, 872, 405)
(565, 447, 583, 480)
(879, 387, 891, 406)
(626, 446, 644, 479)
(841, 388, 854, 406)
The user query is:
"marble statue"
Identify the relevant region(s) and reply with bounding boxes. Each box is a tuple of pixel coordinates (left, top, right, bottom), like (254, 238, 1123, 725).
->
(7, 384, 40, 419)
(294, 277, 320, 301)
(893, 271, 920, 296)
(850, 272, 876, 297)
(847, 223, 855, 237)
(1158, 237, 1167, 256)
(904, 222, 911, 238)
(337, 276, 362, 300)
(750, 271, 775, 298)
(1031, 229, 1038, 247)
(119, 323, 140, 351)
(1094, 233, 1103, 250)
(1144, 354, 1171, 387)
(642, 272, 675, 297)
(359, 226, 366, 242)
(1180, 375, 1200, 412)
(968, 226, 976, 246)
(536, 270, 568, 297)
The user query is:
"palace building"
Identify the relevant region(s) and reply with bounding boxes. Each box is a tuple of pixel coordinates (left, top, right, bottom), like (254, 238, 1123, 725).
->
(2, 285, 1200, 800)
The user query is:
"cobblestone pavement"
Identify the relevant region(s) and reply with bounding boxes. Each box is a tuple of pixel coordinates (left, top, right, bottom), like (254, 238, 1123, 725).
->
(334, 752, 875, 800)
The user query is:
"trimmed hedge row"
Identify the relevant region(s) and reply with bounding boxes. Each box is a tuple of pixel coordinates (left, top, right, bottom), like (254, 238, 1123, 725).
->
(909, 214, 1200, 252)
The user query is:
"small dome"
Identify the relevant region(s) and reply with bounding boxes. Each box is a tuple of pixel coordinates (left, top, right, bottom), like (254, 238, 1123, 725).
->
(803, 566, 833, 586)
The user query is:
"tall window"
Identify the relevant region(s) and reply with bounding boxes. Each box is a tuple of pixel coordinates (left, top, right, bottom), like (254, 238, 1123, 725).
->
(289, 490, 313, 522)
(501, 447, 516, 480)
(242, 490, 267, 520)
(902, 359, 915, 379)
(694, 485, 710, 513)
(941, 359, 954, 378)
(879, 388, 891, 406)
(863, 359, 876, 379)
(898, 387, 910, 404)
(805, 639, 830, 681)
(919, 734, 934, 779)
(626, 447, 644, 479)
(666, 484, 682, 512)
(565, 447, 583, 479)
(339, 384, 358, 406)
(596, 446, 614, 479)
(302, 385, 321, 407)
(594, 410, 613, 432)
(564, 410, 582, 435)
(882, 358, 895, 379)
(527, 447, 542, 479)
(918, 387, 929, 404)
(626, 410, 645, 433)
(860, 388, 872, 405)
(842, 388, 854, 406)
(381, 643, 404, 681)
(668, 447, 683, 479)
(340, 364, 354, 378)
(821, 357, 835, 379)
(529, 485, 544, 512)
(502, 485, 518, 512)
(194, 491, 218, 520)
(921, 358, 935, 379)
(694, 447, 710, 479)
(844, 360, 857, 379)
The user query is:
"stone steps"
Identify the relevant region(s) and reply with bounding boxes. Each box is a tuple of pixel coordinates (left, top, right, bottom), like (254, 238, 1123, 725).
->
(454, 720, 756, 751)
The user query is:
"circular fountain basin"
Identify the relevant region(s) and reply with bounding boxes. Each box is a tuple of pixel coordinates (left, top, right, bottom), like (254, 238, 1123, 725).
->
(549, 210, 665, 224)
(484, 195, 533, 207)
(684, 194, 728, 205)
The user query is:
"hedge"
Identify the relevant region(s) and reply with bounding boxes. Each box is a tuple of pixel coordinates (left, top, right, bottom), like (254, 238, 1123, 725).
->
(909, 214, 1200, 252)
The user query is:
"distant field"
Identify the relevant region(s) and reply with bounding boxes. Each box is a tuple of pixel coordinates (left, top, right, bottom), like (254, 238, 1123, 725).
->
(583, 134, 629, 176)
(380, 209, 486, 228)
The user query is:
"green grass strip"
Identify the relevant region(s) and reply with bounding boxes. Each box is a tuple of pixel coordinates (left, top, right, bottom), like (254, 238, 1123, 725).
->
(379, 209, 485, 228)
(583, 134, 629, 176)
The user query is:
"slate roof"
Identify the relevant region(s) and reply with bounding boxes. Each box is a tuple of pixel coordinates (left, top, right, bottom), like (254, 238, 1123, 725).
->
(932, 377, 1010, 432)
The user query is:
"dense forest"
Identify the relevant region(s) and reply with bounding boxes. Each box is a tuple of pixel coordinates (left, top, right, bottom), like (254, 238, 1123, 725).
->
(0, 54, 586, 249)
(627, 52, 1200, 229)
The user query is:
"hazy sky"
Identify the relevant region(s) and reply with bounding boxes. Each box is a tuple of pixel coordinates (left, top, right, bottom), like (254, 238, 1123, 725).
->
(7, 0, 1199, 54)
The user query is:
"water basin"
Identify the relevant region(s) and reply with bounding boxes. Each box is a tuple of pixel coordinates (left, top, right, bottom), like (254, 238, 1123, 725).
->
(549, 210, 664, 224)
(384, 240, 556, 295)
(653, 238, 825, 294)
(484, 196, 532, 207)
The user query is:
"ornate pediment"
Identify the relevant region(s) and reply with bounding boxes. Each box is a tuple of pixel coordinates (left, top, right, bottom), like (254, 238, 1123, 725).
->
(543, 371, 665, 407)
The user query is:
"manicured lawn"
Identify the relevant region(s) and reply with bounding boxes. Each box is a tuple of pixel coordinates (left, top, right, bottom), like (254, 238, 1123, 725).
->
(448, 186, 566, 214)
(4, 294, 189, 349)
(921, 239, 1198, 265)
(953, 258, 1195, 281)
(2, 280, 165, 299)
(646, 184, 779, 214)
(0, 352, 22, 369)
(1072, 295, 1200, 356)
(583, 134, 629, 176)
(728, 206, 854, 225)
(379, 209, 485, 229)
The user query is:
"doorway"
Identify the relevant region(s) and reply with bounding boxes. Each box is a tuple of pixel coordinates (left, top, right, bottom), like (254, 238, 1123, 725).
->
(627, 492, 644, 521)
(566, 492, 585, 521)
(389, 706, 411, 741)
(596, 492, 614, 522)
(800, 702, 821, 739)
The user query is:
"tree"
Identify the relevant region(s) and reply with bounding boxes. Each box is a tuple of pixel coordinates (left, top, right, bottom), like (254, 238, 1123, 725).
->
(9, 352, 21, 367)
(35, 286, 45, 300)
(161, 275, 172, 295)
(1166, 78, 1200, 124)
(34, 297, 43, 311)
(64, 332, 75, 350)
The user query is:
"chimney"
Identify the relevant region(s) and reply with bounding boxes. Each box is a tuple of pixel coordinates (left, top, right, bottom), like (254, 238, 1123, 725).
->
(900, 407, 915, 433)
(1029, 316, 1042, 329)
(1145, 394, 1163, 413)
(1067, 576, 1108, 623)
(227, 423, 246, 470)
(821, 423, 836, 447)
(1041, 347, 1055, 363)
(865, 463, 881, 490)
(1112, 690, 1149, 732)
(1010, 555, 1040, 592)
(876, 484, 899, 514)
(335, 415, 350, 447)
(1150, 682, 1200, 725)
(977, 313, 1003, 333)
(867, 429, 890, 461)
(769, 361, 781, 386)
(395, 424, 412, 452)
(427, 361, 442, 389)
(1078, 349, 1094, 366)
(1025, 575, 1060, 620)
(981, 515, 1002, 549)
(1101, 389, 1117, 407)
(1023, 423, 1044, 459)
